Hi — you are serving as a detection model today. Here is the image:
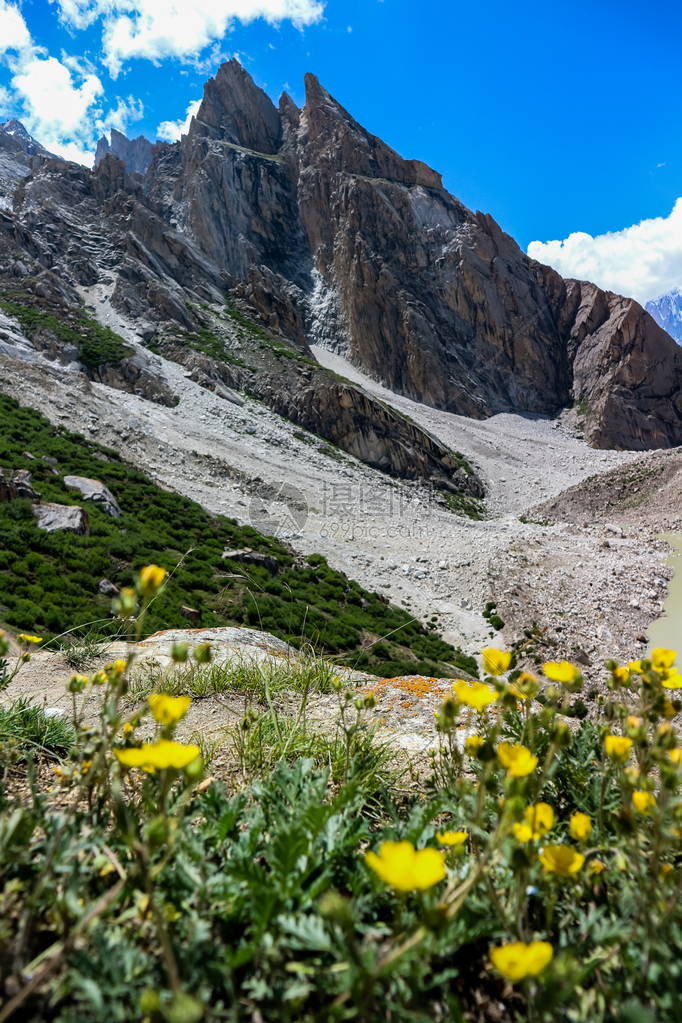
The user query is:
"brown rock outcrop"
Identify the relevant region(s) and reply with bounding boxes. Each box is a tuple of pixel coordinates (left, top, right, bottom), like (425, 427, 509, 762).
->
(3, 59, 682, 455)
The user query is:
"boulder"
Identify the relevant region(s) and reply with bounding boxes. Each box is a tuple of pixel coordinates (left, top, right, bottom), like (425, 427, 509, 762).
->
(12, 469, 40, 499)
(132, 626, 296, 673)
(63, 476, 121, 518)
(221, 547, 280, 574)
(33, 502, 89, 534)
(98, 578, 119, 597)
(0, 469, 16, 502)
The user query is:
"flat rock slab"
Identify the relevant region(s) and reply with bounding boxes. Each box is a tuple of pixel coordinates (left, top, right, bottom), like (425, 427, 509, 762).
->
(63, 475, 121, 518)
(33, 501, 89, 534)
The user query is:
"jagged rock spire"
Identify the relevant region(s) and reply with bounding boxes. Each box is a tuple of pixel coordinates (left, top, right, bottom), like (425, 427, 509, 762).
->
(192, 59, 282, 154)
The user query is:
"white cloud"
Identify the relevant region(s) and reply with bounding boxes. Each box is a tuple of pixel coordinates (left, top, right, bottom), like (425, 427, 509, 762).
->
(98, 95, 145, 134)
(157, 97, 201, 142)
(527, 199, 682, 305)
(55, 0, 325, 76)
(12, 55, 103, 139)
(0, 7, 145, 166)
(0, 84, 11, 115)
(0, 1, 31, 55)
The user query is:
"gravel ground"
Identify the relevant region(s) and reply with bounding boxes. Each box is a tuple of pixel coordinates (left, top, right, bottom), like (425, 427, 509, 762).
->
(0, 294, 672, 677)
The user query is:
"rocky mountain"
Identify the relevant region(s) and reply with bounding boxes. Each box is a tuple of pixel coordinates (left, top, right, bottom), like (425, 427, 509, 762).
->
(646, 288, 682, 344)
(0, 118, 53, 210)
(94, 128, 155, 176)
(0, 59, 681, 465)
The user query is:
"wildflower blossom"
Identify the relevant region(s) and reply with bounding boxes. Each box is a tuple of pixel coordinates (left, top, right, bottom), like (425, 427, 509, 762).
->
(588, 859, 606, 876)
(513, 803, 554, 842)
(138, 564, 167, 595)
(365, 840, 446, 892)
(543, 660, 580, 684)
(661, 669, 682, 690)
(668, 748, 682, 765)
(148, 693, 192, 726)
(569, 812, 592, 841)
(632, 791, 656, 815)
(539, 844, 585, 876)
(453, 680, 497, 711)
(114, 740, 200, 772)
(465, 734, 484, 753)
(497, 742, 538, 778)
(508, 672, 538, 699)
(651, 648, 676, 671)
(604, 735, 632, 761)
(482, 648, 512, 676)
(490, 940, 553, 982)
(435, 830, 468, 847)
(18, 634, 42, 645)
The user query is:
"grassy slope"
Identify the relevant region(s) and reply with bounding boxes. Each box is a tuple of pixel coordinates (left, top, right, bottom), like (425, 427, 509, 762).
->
(0, 396, 477, 678)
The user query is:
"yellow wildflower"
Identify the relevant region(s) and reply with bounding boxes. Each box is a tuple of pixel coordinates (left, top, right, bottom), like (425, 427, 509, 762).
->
(628, 660, 643, 673)
(148, 693, 192, 726)
(632, 791, 656, 815)
(482, 648, 512, 676)
(138, 564, 167, 595)
(513, 803, 555, 842)
(543, 660, 580, 684)
(465, 734, 485, 753)
(508, 672, 539, 700)
(604, 735, 632, 761)
(668, 748, 682, 765)
(122, 722, 134, 735)
(588, 859, 606, 876)
(497, 742, 538, 778)
(107, 659, 127, 676)
(18, 633, 43, 645)
(490, 940, 553, 983)
(661, 669, 682, 690)
(114, 740, 200, 772)
(569, 812, 592, 841)
(626, 715, 643, 730)
(652, 648, 676, 671)
(612, 666, 630, 685)
(365, 840, 446, 892)
(539, 844, 585, 876)
(436, 830, 468, 847)
(453, 680, 498, 712)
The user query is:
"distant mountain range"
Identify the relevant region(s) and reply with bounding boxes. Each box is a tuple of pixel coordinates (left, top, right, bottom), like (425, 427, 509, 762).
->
(646, 289, 682, 343)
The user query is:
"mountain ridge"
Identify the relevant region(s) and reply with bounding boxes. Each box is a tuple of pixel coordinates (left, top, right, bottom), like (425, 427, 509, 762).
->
(0, 59, 681, 455)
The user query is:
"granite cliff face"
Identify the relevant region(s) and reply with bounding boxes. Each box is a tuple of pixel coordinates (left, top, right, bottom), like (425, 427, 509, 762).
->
(0, 60, 681, 456)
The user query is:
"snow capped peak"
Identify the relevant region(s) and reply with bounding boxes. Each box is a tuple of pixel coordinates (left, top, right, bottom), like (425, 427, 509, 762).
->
(0, 119, 32, 140)
(646, 288, 682, 344)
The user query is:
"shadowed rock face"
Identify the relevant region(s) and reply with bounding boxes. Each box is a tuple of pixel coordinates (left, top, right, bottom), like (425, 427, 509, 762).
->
(94, 129, 154, 176)
(2, 59, 682, 451)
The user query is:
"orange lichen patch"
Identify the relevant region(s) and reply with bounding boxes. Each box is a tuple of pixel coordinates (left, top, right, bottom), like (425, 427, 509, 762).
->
(362, 676, 450, 700)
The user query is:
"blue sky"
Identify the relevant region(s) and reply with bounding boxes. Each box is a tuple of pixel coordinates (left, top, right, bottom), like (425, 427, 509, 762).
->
(0, 0, 680, 301)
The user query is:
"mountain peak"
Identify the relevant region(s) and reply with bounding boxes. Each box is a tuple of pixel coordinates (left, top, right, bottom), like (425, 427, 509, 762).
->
(0, 119, 32, 140)
(94, 129, 154, 175)
(646, 288, 682, 343)
(192, 59, 282, 154)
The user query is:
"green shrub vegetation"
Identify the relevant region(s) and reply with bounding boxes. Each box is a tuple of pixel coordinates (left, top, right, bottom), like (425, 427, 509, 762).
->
(0, 697, 76, 761)
(0, 295, 132, 369)
(2, 617, 682, 1021)
(0, 395, 475, 678)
